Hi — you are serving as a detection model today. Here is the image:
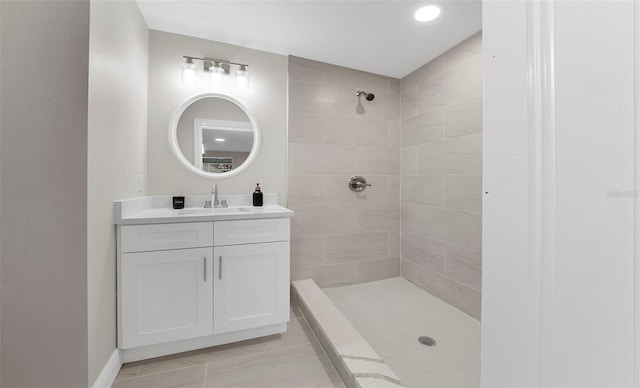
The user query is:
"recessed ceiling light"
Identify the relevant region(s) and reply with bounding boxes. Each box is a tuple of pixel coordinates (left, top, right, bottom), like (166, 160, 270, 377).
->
(415, 5, 441, 22)
(215, 138, 225, 142)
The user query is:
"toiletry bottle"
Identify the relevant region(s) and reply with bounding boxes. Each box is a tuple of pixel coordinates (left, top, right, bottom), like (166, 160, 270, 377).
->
(253, 183, 263, 206)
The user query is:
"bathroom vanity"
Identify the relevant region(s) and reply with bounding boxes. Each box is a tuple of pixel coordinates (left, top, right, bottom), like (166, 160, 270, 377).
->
(114, 194, 293, 362)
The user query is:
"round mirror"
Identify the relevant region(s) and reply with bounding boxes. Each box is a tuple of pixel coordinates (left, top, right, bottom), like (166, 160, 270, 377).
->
(168, 93, 261, 178)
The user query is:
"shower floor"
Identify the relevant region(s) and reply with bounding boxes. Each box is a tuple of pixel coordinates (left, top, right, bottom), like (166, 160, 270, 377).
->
(323, 278, 480, 388)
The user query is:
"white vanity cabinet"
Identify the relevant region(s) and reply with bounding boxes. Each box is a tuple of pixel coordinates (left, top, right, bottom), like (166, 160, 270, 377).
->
(115, 198, 293, 362)
(213, 219, 290, 334)
(119, 222, 214, 348)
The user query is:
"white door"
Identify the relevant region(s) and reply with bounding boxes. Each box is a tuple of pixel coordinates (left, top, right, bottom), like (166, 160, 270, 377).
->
(121, 247, 213, 348)
(213, 242, 289, 334)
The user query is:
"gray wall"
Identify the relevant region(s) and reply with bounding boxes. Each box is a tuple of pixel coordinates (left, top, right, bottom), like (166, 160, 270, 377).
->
(288, 56, 401, 287)
(87, 0, 149, 385)
(147, 31, 288, 203)
(400, 32, 482, 319)
(0, 1, 89, 386)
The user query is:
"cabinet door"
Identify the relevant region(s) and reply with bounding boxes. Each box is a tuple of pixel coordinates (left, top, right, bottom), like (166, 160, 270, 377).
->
(213, 242, 290, 334)
(121, 247, 213, 348)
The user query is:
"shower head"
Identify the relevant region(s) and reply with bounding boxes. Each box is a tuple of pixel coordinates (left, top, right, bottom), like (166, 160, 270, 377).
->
(356, 91, 375, 101)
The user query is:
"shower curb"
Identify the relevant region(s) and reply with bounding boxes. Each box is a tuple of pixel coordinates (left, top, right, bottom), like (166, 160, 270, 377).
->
(292, 279, 405, 388)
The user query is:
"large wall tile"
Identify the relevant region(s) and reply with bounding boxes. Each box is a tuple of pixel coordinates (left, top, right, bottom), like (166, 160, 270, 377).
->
(358, 258, 400, 283)
(401, 203, 418, 233)
(325, 117, 387, 147)
(326, 63, 390, 92)
(445, 94, 482, 139)
(354, 91, 401, 121)
(290, 81, 327, 115)
(405, 53, 447, 89)
(290, 204, 357, 237)
(358, 203, 400, 232)
(389, 78, 401, 94)
(288, 56, 401, 287)
(289, 56, 326, 84)
(417, 56, 482, 115)
(387, 119, 401, 148)
(289, 112, 324, 145)
(401, 231, 445, 274)
(401, 258, 419, 285)
(357, 148, 400, 175)
(444, 32, 482, 72)
(401, 109, 444, 147)
(401, 175, 445, 206)
(291, 263, 358, 288)
(417, 134, 482, 174)
(417, 206, 482, 252)
(445, 174, 482, 211)
(388, 230, 400, 259)
(417, 265, 481, 319)
(291, 236, 326, 269)
(324, 175, 357, 204)
(388, 175, 400, 203)
(399, 33, 482, 320)
(325, 232, 388, 264)
(401, 147, 418, 175)
(401, 85, 418, 120)
(288, 175, 325, 206)
(289, 143, 358, 176)
(445, 244, 482, 291)
(324, 175, 389, 204)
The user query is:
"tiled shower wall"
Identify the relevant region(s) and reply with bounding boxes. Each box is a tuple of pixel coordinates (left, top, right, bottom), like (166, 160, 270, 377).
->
(287, 56, 401, 288)
(400, 33, 483, 319)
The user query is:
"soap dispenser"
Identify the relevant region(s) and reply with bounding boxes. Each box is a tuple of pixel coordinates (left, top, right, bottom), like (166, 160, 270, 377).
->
(253, 183, 263, 207)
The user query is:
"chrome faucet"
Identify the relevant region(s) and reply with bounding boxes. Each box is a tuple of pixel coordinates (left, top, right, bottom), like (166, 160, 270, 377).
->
(209, 184, 228, 208)
(212, 184, 219, 207)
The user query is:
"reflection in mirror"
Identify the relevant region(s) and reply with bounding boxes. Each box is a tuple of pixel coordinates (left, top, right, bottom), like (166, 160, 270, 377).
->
(170, 94, 260, 178)
(194, 119, 253, 173)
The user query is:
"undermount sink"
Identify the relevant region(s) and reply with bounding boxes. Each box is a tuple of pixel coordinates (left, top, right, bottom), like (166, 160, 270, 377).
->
(178, 207, 252, 215)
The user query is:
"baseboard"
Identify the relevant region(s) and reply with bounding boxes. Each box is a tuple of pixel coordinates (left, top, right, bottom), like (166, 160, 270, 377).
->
(92, 349, 123, 388)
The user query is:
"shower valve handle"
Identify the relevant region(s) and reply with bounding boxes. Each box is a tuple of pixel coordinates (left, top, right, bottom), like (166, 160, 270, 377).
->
(348, 176, 372, 192)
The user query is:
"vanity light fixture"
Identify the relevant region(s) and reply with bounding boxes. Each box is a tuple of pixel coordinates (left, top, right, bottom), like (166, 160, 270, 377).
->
(214, 138, 225, 142)
(182, 56, 250, 89)
(209, 62, 226, 86)
(181, 57, 198, 84)
(235, 65, 249, 89)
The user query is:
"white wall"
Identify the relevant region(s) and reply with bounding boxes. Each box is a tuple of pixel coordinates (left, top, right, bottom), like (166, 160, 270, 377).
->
(87, 0, 148, 384)
(147, 31, 288, 203)
(482, 0, 639, 385)
(0, 1, 89, 386)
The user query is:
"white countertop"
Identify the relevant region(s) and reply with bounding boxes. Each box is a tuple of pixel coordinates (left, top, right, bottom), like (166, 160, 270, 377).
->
(114, 194, 294, 225)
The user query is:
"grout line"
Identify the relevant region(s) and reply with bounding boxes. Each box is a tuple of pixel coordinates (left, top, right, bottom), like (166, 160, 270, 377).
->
(114, 364, 206, 382)
(134, 362, 142, 378)
(202, 363, 208, 388)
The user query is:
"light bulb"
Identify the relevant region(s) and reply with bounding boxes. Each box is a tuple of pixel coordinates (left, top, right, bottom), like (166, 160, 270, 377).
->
(414, 5, 441, 22)
(209, 63, 225, 86)
(235, 65, 249, 89)
(182, 59, 198, 84)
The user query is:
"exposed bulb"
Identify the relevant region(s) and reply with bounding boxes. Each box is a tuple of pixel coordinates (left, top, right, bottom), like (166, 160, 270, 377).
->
(209, 63, 225, 86)
(235, 65, 249, 89)
(182, 58, 198, 84)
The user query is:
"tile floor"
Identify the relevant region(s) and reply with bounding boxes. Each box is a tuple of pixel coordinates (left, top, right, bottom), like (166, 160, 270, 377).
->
(112, 303, 344, 388)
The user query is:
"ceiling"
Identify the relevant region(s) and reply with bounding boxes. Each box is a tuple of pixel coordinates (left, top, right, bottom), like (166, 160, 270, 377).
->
(136, 1, 482, 79)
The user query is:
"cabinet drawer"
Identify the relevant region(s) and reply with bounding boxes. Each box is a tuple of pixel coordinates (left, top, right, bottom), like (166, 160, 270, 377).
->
(121, 222, 213, 253)
(214, 218, 289, 246)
